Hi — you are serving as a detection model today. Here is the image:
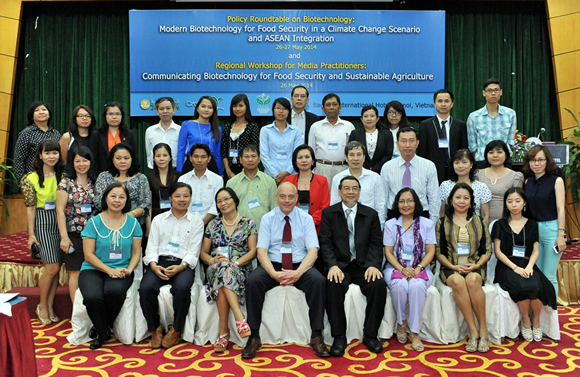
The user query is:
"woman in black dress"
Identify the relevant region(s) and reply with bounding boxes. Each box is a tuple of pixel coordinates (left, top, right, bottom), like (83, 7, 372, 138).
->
(491, 187, 557, 342)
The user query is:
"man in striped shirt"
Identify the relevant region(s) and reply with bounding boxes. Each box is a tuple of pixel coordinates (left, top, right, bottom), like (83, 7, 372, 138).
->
(467, 78, 517, 168)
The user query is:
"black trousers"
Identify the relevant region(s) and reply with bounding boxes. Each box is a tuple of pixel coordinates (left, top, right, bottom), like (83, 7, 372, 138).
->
(246, 263, 326, 333)
(139, 258, 196, 332)
(79, 269, 134, 340)
(326, 261, 387, 338)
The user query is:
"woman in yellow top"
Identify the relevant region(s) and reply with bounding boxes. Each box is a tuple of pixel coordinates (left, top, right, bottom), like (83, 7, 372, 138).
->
(20, 139, 65, 324)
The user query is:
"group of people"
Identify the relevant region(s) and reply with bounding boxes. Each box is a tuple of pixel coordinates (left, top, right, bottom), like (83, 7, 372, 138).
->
(13, 77, 566, 356)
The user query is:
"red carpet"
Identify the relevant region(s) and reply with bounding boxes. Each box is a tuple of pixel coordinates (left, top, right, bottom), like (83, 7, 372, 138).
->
(0, 231, 40, 264)
(34, 306, 580, 377)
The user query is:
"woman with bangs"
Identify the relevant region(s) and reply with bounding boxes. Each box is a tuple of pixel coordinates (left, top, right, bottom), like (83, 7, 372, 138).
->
(59, 105, 96, 174)
(221, 94, 260, 180)
(177, 95, 223, 176)
(21, 139, 65, 324)
(383, 100, 410, 159)
(147, 143, 179, 220)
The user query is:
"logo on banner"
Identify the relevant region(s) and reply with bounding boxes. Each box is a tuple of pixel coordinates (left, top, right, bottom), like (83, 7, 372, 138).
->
(140, 99, 151, 110)
(256, 93, 271, 114)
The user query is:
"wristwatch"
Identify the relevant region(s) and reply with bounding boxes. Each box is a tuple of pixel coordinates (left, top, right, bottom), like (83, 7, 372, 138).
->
(419, 265, 425, 271)
(234, 261, 239, 266)
(182, 262, 188, 269)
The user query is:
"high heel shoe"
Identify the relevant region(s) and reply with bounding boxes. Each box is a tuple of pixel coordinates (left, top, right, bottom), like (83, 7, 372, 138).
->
(49, 314, 60, 323)
(35, 305, 52, 325)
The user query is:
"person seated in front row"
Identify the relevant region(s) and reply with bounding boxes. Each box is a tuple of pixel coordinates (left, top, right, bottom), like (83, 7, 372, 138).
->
(319, 176, 386, 356)
(139, 182, 203, 349)
(200, 187, 257, 352)
(491, 187, 557, 342)
(79, 182, 142, 350)
(436, 182, 492, 353)
(242, 182, 330, 358)
(383, 187, 436, 352)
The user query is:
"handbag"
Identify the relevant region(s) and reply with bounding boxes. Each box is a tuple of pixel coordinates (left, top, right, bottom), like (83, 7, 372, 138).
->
(31, 243, 41, 260)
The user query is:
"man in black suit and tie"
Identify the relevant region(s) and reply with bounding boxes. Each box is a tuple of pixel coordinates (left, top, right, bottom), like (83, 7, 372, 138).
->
(319, 176, 386, 356)
(417, 89, 469, 184)
(291, 85, 319, 144)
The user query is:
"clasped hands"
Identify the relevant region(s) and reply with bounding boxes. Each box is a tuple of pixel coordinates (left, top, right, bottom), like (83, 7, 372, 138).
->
(327, 265, 383, 283)
(108, 267, 132, 278)
(455, 263, 478, 275)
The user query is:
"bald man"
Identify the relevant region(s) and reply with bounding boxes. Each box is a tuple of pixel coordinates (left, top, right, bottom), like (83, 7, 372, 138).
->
(242, 182, 329, 359)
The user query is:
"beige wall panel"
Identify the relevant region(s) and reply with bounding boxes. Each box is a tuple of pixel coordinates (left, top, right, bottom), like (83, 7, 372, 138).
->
(0, 55, 17, 94)
(549, 13, 580, 56)
(0, 17, 19, 57)
(546, 0, 580, 19)
(0, 93, 12, 132)
(0, 0, 23, 20)
(0, 130, 8, 164)
(557, 89, 580, 137)
(0, 196, 27, 237)
(553, 51, 580, 93)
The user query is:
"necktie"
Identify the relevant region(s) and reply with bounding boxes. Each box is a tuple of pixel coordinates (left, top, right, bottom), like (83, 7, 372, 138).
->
(282, 215, 293, 270)
(402, 162, 412, 188)
(438, 120, 448, 139)
(346, 209, 355, 261)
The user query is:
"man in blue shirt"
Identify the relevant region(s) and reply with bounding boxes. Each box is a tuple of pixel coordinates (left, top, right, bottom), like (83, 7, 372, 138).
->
(242, 182, 329, 359)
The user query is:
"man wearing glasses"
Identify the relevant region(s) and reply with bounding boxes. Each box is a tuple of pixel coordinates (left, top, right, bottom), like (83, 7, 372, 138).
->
(467, 78, 517, 168)
(290, 86, 320, 144)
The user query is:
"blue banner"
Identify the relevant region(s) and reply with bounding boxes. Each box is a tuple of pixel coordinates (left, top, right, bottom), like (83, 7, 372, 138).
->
(129, 10, 445, 116)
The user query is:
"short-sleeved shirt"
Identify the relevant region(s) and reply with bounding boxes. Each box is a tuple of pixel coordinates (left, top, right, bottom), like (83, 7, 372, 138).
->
(257, 207, 319, 264)
(80, 214, 142, 271)
(226, 170, 277, 230)
(491, 218, 539, 258)
(467, 104, 517, 161)
(439, 180, 492, 217)
(178, 168, 223, 219)
(383, 216, 436, 253)
(20, 172, 58, 208)
(57, 177, 95, 233)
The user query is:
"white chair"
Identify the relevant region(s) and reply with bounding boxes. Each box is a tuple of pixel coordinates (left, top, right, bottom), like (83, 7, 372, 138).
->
(134, 264, 202, 343)
(67, 262, 143, 346)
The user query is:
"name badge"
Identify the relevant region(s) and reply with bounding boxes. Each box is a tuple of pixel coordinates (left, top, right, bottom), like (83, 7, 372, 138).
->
(280, 242, 292, 255)
(229, 149, 239, 158)
(80, 204, 92, 213)
(276, 151, 288, 160)
(402, 249, 413, 261)
(216, 246, 229, 258)
(247, 198, 260, 209)
(327, 142, 339, 150)
(45, 201, 56, 210)
(190, 202, 203, 212)
(166, 241, 180, 254)
(457, 244, 469, 256)
(438, 139, 449, 149)
(160, 200, 171, 209)
(298, 203, 309, 213)
(513, 246, 526, 258)
(109, 247, 123, 260)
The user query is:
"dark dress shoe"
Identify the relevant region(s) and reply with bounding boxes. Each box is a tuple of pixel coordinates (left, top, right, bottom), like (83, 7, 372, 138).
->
(89, 337, 102, 350)
(89, 326, 97, 339)
(362, 336, 383, 353)
(151, 325, 164, 349)
(242, 337, 262, 359)
(310, 336, 330, 357)
(161, 327, 181, 349)
(330, 335, 347, 356)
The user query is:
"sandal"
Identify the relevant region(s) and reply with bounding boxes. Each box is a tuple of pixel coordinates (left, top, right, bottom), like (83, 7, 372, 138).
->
(465, 336, 478, 353)
(409, 334, 424, 352)
(236, 319, 251, 338)
(49, 314, 60, 323)
(478, 337, 490, 353)
(521, 327, 533, 342)
(532, 327, 543, 342)
(35, 305, 51, 325)
(213, 332, 230, 353)
(396, 325, 407, 344)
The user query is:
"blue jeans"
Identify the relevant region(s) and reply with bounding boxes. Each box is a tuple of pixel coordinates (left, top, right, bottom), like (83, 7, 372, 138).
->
(536, 220, 561, 297)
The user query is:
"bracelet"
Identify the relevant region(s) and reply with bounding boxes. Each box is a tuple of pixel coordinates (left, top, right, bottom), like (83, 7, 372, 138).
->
(418, 265, 425, 271)
(558, 227, 567, 235)
(209, 257, 214, 265)
(513, 265, 518, 271)
(234, 261, 239, 266)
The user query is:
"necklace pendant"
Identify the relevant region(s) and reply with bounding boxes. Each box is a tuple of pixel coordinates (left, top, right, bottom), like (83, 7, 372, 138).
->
(232, 157, 237, 164)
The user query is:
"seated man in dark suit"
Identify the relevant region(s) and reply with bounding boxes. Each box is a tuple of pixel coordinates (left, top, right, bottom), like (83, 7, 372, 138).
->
(242, 182, 330, 359)
(417, 89, 468, 184)
(319, 176, 386, 356)
(291, 85, 319, 144)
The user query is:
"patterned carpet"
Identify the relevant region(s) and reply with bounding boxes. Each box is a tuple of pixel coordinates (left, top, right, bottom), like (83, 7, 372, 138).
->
(34, 306, 580, 377)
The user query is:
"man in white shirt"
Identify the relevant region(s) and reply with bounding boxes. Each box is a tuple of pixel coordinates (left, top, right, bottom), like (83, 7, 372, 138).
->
(308, 93, 355, 186)
(140, 182, 204, 349)
(291, 85, 319, 144)
(178, 143, 223, 224)
(330, 141, 386, 226)
(380, 127, 440, 224)
(145, 97, 181, 169)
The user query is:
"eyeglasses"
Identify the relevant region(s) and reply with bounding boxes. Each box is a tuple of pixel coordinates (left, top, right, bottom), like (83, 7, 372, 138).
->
(387, 111, 401, 116)
(531, 158, 546, 163)
(107, 112, 122, 116)
(216, 196, 232, 205)
(76, 114, 91, 119)
(341, 186, 360, 192)
(293, 94, 307, 99)
(485, 88, 501, 94)
(398, 199, 415, 205)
